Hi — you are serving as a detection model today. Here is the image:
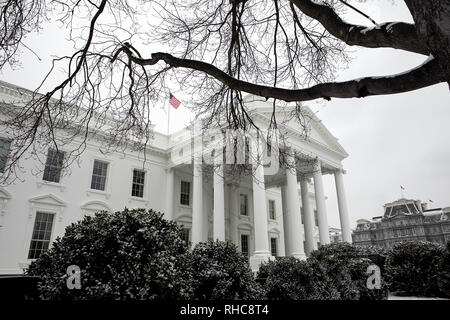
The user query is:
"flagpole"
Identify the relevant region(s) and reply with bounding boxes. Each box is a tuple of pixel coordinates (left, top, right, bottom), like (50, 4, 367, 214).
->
(167, 93, 171, 136)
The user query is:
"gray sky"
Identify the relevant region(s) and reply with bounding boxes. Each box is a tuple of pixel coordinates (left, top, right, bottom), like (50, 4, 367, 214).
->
(1, 1, 449, 229)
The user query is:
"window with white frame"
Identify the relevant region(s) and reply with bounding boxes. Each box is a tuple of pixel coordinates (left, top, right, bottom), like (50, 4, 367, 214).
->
(91, 160, 108, 191)
(180, 180, 190, 206)
(270, 237, 278, 257)
(0, 138, 11, 173)
(181, 228, 190, 245)
(42, 148, 65, 183)
(131, 169, 145, 198)
(240, 194, 248, 216)
(241, 234, 249, 256)
(28, 212, 55, 259)
(269, 200, 276, 220)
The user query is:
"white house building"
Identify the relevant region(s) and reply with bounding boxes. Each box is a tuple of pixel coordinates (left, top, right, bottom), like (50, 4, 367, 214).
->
(0, 80, 351, 273)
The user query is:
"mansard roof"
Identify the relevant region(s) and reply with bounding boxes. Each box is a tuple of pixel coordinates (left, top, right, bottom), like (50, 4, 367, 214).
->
(383, 198, 421, 218)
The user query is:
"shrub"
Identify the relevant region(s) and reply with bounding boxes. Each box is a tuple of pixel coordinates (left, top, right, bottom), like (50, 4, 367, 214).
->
(385, 240, 446, 297)
(308, 243, 388, 300)
(358, 246, 388, 275)
(189, 240, 263, 299)
(346, 258, 388, 300)
(438, 241, 450, 298)
(27, 208, 193, 300)
(257, 257, 323, 300)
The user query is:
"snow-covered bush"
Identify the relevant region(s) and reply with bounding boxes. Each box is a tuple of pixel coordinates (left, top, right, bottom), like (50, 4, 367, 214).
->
(438, 241, 450, 298)
(27, 208, 193, 300)
(307, 243, 387, 300)
(189, 240, 264, 299)
(257, 257, 329, 300)
(385, 240, 447, 297)
(256, 244, 387, 300)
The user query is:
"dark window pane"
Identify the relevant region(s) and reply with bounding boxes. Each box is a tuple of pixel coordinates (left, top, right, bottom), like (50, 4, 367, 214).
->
(28, 212, 55, 259)
(271, 238, 277, 257)
(240, 194, 248, 216)
(241, 234, 249, 256)
(131, 169, 145, 197)
(43, 149, 65, 183)
(180, 181, 190, 205)
(0, 138, 11, 173)
(91, 160, 108, 190)
(181, 228, 190, 245)
(269, 200, 276, 220)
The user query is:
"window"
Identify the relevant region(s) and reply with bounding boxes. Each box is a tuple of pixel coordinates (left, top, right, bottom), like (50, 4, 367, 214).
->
(0, 138, 11, 173)
(241, 234, 249, 256)
(240, 194, 248, 216)
(131, 169, 145, 198)
(266, 142, 272, 157)
(180, 180, 190, 206)
(314, 209, 319, 227)
(269, 200, 276, 220)
(270, 237, 278, 257)
(181, 228, 190, 245)
(43, 148, 65, 183)
(28, 212, 55, 259)
(91, 160, 108, 191)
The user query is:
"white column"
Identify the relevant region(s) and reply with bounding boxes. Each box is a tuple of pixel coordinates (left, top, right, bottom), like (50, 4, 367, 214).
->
(192, 161, 205, 245)
(280, 184, 288, 256)
(283, 151, 306, 259)
(300, 178, 315, 255)
(229, 184, 239, 245)
(334, 169, 352, 243)
(313, 158, 330, 245)
(249, 139, 271, 271)
(213, 165, 225, 241)
(165, 168, 175, 220)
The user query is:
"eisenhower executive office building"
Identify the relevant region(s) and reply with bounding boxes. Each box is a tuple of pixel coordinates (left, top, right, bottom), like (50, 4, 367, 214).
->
(0, 80, 351, 273)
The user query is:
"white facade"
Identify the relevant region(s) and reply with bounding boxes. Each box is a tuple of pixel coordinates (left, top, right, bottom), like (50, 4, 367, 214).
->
(0, 81, 351, 273)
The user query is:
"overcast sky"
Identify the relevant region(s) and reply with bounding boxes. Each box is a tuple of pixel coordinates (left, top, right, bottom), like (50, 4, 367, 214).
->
(1, 1, 449, 229)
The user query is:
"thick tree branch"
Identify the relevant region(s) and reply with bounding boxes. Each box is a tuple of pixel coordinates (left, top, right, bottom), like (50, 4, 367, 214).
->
(121, 48, 445, 102)
(404, 0, 450, 85)
(290, 0, 429, 55)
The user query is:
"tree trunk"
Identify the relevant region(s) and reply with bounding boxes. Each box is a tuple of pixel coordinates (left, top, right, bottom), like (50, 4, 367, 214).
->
(405, 0, 450, 87)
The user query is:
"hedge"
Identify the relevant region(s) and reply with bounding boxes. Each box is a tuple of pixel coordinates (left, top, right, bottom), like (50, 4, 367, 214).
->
(385, 240, 448, 297)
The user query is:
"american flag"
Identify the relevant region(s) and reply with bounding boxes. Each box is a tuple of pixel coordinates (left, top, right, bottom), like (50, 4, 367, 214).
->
(400, 185, 405, 190)
(169, 93, 181, 109)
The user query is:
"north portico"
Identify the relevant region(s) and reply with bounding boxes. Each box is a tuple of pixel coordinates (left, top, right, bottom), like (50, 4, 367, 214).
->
(0, 82, 350, 273)
(164, 96, 351, 270)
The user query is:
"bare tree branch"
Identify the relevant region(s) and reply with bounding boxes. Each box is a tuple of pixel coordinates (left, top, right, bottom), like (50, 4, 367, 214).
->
(121, 48, 444, 102)
(290, 0, 429, 55)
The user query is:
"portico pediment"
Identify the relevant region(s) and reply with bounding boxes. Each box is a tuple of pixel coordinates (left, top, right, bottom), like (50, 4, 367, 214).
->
(244, 95, 348, 159)
(29, 194, 67, 207)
